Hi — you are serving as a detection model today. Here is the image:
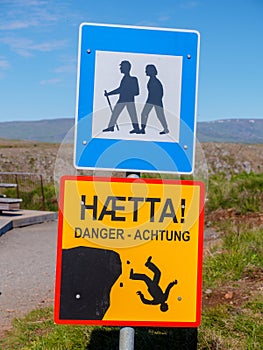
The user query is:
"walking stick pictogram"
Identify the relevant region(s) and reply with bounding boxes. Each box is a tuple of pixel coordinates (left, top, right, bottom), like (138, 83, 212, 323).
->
(104, 90, 119, 131)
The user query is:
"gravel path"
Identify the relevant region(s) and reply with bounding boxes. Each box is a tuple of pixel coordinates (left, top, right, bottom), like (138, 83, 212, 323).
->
(0, 221, 58, 335)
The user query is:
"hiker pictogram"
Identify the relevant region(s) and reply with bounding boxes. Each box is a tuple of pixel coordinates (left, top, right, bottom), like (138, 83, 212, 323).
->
(141, 64, 169, 135)
(130, 256, 177, 312)
(103, 62, 170, 136)
(103, 60, 141, 134)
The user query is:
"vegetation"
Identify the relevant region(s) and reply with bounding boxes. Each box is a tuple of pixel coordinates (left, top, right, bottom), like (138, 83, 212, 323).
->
(1, 293, 262, 349)
(0, 312, 198, 349)
(0, 171, 262, 349)
(3, 184, 58, 212)
(20, 184, 58, 212)
(206, 172, 263, 214)
(199, 298, 263, 349)
(203, 226, 263, 289)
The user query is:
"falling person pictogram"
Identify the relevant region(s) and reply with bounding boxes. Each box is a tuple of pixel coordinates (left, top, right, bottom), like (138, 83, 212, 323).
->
(130, 256, 177, 312)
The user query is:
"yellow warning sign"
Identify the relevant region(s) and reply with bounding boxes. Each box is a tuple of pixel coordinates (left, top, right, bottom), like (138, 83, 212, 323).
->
(55, 176, 205, 327)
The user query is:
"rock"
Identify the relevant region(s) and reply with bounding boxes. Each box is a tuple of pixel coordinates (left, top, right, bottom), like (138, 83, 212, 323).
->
(58, 246, 122, 320)
(205, 289, 212, 295)
(224, 291, 233, 299)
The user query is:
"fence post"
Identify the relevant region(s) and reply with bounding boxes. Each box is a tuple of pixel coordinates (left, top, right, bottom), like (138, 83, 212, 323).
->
(15, 174, 20, 198)
(40, 175, 46, 211)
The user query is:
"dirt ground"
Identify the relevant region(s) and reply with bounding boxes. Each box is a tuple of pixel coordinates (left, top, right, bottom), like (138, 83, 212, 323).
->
(203, 209, 263, 310)
(203, 267, 263, 309)
(1, 140, 263, 182)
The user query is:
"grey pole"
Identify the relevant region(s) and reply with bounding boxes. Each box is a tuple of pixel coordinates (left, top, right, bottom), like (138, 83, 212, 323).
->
(119, 326, 135, 350)
(118, 172, 140, 350)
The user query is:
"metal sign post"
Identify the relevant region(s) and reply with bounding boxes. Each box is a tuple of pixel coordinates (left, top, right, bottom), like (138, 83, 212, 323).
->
(119, 326, 135, 350)
(119, 172, 140, 350)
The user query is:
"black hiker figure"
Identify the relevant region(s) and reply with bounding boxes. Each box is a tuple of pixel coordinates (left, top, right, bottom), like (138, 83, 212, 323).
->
(103, 60, 141, 134)
(141, 64, 169, 135)
(130, 256, 177, 312)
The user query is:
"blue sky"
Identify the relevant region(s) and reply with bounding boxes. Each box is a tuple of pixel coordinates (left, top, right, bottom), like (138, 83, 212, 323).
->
(0, 0, 262, 122)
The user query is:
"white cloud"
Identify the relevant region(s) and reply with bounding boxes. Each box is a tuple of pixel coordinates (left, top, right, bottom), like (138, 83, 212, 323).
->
(31, 40, 68, 52)
(0, 0, 66, 32)
(40, 78, 62, 85)
(0, 36, 68, 57)
(0, 56, 10, 79)
(0, 20, 38, 30)
(158, 16, 171, 22)
(179, 1, 201, 9)
(1, 0, 47, 5)
(0, 56, 10, 70)
(54, 57, 77, 74)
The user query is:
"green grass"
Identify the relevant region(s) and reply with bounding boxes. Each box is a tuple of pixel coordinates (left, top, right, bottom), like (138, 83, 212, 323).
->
(207, 172, 263, 214)
(1, 295, 262, 349)
(3, 184, 58, 212)
(0, 310, 198, 349)
(199, 297, 263, 349)
(203, 226, 263, 288)
(20, 184, 58, 212)
(0, 308, 92, 349)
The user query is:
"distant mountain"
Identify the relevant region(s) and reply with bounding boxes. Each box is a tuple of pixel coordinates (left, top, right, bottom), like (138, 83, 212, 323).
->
(197, 118, 263, 144)
(0, 118, 262, 144)
(0, 118, 74, 143)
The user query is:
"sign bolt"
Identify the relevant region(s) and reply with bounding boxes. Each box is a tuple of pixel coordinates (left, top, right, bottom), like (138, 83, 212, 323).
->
(83, 140, 87, 145)
(187, 54, 191, 59)
(178, 296, 182, 301)
(86, 49, 91, 54)
(183, 144, 188, 150)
